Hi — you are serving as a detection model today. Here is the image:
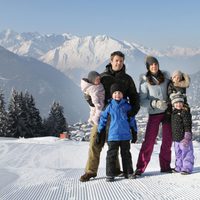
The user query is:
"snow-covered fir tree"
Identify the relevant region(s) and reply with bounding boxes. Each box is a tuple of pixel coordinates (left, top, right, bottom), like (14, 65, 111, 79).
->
(6, 89, 18, 137)
(24, 91, 43, 137)
(0, 88, 7, 136)
(6, 89, 43, 138)
(45, 101, 68, 137)
(6, 89, 27, 137)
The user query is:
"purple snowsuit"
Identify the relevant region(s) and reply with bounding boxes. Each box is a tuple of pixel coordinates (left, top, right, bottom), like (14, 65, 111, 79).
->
(171, 108, 194, 173)
(174, 142, 194, 173)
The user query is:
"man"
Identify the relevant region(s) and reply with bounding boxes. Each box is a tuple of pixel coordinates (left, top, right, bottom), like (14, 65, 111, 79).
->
(80, 51, 140, 182)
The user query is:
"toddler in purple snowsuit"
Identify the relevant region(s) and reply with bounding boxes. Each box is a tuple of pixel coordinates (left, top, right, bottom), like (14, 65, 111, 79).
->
(170, 92, 194, 174)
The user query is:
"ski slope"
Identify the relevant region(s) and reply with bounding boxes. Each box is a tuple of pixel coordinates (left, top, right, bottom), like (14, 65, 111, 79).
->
(0, 137, 200, 200)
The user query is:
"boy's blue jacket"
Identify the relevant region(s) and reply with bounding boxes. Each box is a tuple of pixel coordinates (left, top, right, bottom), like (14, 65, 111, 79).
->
(97, 99, 137, 141)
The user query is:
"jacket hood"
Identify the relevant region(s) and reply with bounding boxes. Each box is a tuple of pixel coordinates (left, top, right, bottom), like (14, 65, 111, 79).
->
(80, 78, 93, 92)
(172, 73, 190, 88)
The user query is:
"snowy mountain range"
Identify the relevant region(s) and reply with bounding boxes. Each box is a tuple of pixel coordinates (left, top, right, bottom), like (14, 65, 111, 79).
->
(0, 29, 200, 122)
(1, 29, 200, 86)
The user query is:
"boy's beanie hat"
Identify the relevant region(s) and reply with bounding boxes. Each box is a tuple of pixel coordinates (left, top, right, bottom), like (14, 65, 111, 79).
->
(172, 70, 182, 79)
(170, 91, 184, 105)
(88, 71, 100, 83)
(110, 83, 124, 95)
(145, 56, 159, 70)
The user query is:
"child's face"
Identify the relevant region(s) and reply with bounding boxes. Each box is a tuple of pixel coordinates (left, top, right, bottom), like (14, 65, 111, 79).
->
(112, 91, 123, 101)
(174, 101, 184, 110)
(111, 55, 124, 72)
(172, 75, 181, 83)
(94, 76, 101, 85)
(149, 63, 159, 74)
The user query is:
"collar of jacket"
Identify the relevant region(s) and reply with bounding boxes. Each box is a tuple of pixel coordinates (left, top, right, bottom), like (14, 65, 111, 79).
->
(110, 98, 127, 105)
(173, 108, 182, 114)
(140, 70, 170, 83)
(104, 63, 126, 76)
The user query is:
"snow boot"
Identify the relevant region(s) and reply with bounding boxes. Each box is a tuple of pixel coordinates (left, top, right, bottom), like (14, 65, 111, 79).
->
(134, 169, 142, 177)
(106, 176, 115, 182)
(79, 172, 97, 182)
(160, 168, 174, 173)
(116, 171, 124, 177)
(181, 171, 190, 175)
(124, 174, 136, 179)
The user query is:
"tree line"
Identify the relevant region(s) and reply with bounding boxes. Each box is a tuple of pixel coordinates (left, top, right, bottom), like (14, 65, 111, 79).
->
(0, 88, 68, 138)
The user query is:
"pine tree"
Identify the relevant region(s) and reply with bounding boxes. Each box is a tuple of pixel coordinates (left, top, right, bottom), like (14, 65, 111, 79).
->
(46, 101, 68, 137)
(0, 88, 7, 136)
(6, 89, 20, 137)
(6, 89, 44, 138)
(7, 89, 30, 137)
(24, 92, 43, 137)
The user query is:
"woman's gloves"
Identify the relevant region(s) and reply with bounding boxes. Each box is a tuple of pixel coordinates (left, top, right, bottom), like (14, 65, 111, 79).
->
(151, 100, 168, 111)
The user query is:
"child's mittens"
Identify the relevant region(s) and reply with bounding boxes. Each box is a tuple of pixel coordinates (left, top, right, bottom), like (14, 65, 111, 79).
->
(181, 132, 192, 147)
(131, 128, 137, 143)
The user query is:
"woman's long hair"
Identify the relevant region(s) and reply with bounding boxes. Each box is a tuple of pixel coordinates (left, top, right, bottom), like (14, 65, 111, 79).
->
(146, 70, 165, 85)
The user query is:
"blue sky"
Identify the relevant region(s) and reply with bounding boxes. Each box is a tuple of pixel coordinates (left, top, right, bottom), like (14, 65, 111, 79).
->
(0, 0, 200, 50)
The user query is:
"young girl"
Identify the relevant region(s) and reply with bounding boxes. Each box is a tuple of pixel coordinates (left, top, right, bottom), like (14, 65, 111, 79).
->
(81, 71, 105, 125)
(168, 70, 190, 105)
(170, 91, 194, 175)
(96, 83, 137, 182)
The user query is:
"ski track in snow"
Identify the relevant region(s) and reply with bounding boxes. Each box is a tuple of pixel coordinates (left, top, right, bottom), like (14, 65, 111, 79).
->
(0, 138, 200, 200)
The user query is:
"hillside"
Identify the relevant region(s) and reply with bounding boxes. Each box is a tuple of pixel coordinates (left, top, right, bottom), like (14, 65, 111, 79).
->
(0, 46, 88, 123)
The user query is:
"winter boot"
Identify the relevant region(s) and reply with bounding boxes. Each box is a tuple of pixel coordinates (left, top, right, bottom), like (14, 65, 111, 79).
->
(181, 171, 190, 175)
(106, 176, 115, 182)
(134, 169, 142, 177)
(115, 170, 124, 177)
(124, 174, 136, 179)
(172, 169, 179, 173)
(160, 168, 174, 173)
(79, 172, 97, 182)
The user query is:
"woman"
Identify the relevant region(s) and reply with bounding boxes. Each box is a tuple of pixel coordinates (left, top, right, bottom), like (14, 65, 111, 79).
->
(135, 56, 173, 176)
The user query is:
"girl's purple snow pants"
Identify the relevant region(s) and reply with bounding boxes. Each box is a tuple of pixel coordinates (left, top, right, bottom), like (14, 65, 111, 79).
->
(174, 141, 194, 173)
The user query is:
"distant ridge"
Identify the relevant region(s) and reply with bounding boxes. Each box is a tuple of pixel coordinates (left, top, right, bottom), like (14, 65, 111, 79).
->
(0, 46, 88, 123)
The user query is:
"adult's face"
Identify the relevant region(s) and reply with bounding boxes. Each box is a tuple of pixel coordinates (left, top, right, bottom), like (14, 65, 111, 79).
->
(149, 63, 159, 74)
(111, 55, 124, 71)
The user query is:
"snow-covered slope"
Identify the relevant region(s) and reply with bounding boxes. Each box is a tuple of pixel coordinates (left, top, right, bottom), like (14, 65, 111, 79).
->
(0, 137, 200, 200)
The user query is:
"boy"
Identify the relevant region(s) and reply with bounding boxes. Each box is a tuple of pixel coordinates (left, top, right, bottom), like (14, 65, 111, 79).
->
(96, 83, 137, 181)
